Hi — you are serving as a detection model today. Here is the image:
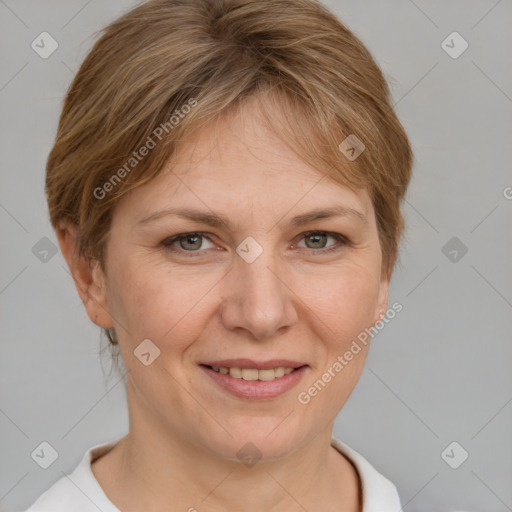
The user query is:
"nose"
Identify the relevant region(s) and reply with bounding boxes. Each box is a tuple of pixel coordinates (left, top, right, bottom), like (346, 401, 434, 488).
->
(219, 247, 298, 341)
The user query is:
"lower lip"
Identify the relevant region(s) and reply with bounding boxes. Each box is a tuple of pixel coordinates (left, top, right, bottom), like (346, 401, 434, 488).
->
(200, 365, 308, 399)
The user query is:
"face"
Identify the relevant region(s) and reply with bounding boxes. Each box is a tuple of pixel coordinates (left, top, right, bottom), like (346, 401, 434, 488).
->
(79, 97, 389, 462)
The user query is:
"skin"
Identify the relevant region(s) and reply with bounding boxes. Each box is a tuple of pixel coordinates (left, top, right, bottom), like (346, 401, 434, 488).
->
(58, 95, 391, 512)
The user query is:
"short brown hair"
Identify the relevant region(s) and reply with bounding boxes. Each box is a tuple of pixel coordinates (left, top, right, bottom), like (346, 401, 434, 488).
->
(46, 0, 413, 347)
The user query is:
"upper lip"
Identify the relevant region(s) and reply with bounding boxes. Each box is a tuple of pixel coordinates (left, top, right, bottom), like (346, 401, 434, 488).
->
(200, 359, 307, 370)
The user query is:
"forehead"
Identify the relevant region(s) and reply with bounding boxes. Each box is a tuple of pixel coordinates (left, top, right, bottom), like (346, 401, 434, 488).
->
(115, 97, 373, 225)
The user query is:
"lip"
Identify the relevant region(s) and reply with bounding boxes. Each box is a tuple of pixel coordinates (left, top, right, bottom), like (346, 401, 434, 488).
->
(199, 363, 309, 400)
(200, 358, 306, 370)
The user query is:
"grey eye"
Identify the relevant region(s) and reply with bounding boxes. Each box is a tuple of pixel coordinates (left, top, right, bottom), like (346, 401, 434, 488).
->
(303, 233, 328, 249)
(178, 234, 204, 251)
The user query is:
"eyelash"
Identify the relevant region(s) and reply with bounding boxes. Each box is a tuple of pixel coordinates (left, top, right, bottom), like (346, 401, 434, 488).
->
(161, 231, 350, 257)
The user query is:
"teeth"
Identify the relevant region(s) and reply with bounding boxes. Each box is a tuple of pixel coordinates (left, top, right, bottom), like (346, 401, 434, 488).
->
(240, 368, 259, 381)
(210, 366, 298, 380)
(229, 367, 242, 378)
(274, 367, 285, 378)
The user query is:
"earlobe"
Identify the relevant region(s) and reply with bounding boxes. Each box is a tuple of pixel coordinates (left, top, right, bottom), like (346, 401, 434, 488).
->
(56, 221, 113, 329)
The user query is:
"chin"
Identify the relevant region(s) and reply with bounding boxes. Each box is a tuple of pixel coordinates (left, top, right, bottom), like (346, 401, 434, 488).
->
(197, 415, 311, 464)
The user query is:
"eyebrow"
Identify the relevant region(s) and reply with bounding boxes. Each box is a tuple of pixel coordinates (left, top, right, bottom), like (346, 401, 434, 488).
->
(135, 205, 368, 230)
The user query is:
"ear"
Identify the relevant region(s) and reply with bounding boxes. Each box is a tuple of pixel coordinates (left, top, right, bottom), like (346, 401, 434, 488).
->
(56, 221, 113, 329)
(373, 268, 390, 325)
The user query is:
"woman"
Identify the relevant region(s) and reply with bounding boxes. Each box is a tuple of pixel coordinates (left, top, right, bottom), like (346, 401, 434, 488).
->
(25, 0, 412, 510)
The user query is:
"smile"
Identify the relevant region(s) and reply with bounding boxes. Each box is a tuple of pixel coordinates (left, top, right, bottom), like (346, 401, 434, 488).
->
(199, 362, 309, 400)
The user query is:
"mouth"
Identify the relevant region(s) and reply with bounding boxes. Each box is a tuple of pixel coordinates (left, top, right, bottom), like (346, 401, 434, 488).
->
(199, 359, 309, 399)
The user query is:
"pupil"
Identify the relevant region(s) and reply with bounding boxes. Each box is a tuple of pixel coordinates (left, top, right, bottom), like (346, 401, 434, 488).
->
(181, 235, 201, 251)
(306, 234, 326, 249)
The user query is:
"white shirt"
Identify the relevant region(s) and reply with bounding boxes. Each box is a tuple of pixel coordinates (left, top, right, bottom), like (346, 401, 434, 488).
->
(23, 436, 401, 511)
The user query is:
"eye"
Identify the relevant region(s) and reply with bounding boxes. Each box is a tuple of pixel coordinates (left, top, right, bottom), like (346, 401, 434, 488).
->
(162, 232, 215, 255)
(294, 231, 349, 254)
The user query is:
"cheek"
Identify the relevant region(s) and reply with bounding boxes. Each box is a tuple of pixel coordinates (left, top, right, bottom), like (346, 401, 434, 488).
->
(296, 265, 380, 414)
(106, 262, 218, 349)
(298, 262, 381, 342)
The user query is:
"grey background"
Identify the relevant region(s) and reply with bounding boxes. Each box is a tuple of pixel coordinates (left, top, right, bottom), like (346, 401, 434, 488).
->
(1, 1, 511, 511)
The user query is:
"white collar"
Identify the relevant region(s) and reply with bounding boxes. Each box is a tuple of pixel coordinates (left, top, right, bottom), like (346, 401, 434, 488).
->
(331, 437, 402, 511)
